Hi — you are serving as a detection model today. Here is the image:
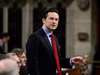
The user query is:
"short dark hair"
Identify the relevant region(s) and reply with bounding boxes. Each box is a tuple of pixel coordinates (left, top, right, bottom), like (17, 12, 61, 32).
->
(42, 7, 59, 19)
(11, 48, 25, 57)
(0, 33, 10, 39)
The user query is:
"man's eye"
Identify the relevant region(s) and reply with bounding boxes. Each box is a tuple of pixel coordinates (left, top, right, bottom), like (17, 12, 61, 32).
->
(48, 18, 59, 21)
(50, 18, 54, 20)
(55, 19, 58, 21)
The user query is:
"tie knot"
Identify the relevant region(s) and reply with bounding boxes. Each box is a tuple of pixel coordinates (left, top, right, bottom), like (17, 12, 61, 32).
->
(49, 34, 53, 37)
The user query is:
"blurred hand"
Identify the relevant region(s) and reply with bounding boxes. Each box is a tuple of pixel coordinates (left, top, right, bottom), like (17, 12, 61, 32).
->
(71, 56, 86, 66)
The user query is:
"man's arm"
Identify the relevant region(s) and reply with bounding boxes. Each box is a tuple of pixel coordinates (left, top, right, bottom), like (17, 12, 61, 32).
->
(61, 58, 72, 68)
(26, 34, 40, 75)
(71, 56, 86, 66)
(61, 56, 86, 69)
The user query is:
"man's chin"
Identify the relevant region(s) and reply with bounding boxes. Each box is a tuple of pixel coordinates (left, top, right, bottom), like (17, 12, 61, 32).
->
(23, 64, 26, 66)
(51, 28, 56, 31)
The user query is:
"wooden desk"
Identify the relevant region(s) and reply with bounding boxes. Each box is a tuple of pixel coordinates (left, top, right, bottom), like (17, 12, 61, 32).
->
(62, 68, 82, 75)
(96, 66, 100, 75)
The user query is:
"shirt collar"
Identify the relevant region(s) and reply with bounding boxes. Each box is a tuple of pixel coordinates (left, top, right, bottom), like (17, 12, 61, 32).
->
(42, 26, 52, 37)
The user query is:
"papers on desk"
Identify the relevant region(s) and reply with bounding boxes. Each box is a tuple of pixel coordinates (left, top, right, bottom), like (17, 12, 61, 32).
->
(66, 73, 69, 75)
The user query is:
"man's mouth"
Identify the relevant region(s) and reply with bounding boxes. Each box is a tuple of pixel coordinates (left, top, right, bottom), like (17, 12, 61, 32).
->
(51, 25, 56, 27)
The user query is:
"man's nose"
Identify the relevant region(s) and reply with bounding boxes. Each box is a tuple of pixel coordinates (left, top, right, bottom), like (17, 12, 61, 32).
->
(25, 57, 27, 61)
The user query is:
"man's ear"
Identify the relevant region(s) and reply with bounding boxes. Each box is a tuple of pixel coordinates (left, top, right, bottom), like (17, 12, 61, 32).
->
(42, 18, 45, 24)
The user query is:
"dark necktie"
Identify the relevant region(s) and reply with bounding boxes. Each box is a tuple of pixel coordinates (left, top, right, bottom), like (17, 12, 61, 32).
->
(50, 34, 61, 75)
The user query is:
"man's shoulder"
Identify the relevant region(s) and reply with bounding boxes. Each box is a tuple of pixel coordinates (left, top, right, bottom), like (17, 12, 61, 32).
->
(34, 28, 43, 34)
(31, 28, 43, 36)
(29, 28, 45, 38)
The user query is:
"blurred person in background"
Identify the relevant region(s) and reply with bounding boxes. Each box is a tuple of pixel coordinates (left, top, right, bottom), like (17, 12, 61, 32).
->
(11, 48, 28, 75)
(0, 54, 9, 60)
(0, 59, 18, 75)
(0, 33, 10, 54)
(7, 53, 21, 75)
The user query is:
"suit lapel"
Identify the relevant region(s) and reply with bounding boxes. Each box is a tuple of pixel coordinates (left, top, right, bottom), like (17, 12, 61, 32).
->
(40, 28, 55, 59)
(44, 34, 61, 62)
(44, 35, 55, 59)
(40, 28, 61, 61)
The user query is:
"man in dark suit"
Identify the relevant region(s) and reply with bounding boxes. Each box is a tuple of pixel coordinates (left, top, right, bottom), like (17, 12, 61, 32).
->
(26, 7, 85, 75)
(0, 33, 10, 54)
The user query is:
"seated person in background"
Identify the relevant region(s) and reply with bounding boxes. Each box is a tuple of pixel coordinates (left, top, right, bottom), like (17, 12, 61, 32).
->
(0, 59, 18, 75)
(0, 54, 9, 60)
(0, 33, 10, 54)
(7, 53, 21, 75)
(11, 48, 28, 75)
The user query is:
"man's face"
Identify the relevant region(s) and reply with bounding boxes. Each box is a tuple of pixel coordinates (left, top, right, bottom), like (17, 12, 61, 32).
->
(11, 55, 21, 72)
(3, 36, 10, 44)
(42, 12, 59, 32)
(18, 53, 27, 66)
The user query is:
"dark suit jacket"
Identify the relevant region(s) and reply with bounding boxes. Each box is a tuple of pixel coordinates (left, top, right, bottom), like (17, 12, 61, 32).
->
(26, 28, 72, 75)
(0, 45, 5, 54)
(19, 66, 29, 75)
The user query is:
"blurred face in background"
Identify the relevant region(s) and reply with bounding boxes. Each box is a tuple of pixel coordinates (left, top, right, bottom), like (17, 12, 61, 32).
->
(2, 36, 10, 44)
(18, 53, 27, 66)
(11, 55, 21, 72)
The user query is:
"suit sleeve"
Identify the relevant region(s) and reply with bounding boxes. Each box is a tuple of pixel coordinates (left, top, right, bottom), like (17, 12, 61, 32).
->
(26, 34, 40, 75)
(61, 58, 72, 68)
